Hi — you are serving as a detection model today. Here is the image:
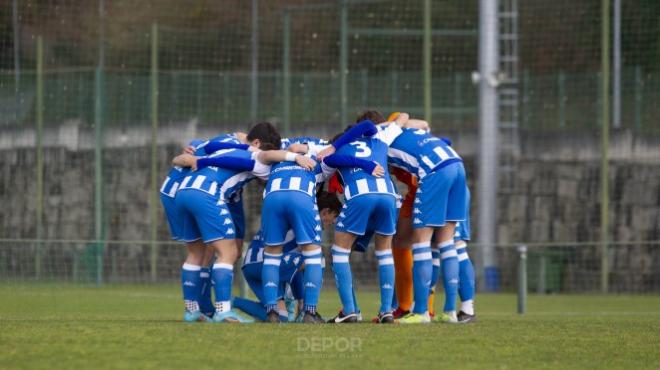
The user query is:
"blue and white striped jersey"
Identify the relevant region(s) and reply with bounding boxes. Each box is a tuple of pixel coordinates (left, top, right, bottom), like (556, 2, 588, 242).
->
(177, 148, 270, 201)
(388, 128, 462, 179)
(334, 123, 402, 200)
(243, 230, 299, 265)
(159, 133, 242, 198)
(264, 137, 334, 198)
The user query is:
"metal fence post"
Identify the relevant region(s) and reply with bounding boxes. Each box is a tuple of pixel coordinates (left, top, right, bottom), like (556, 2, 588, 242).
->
(634, 66, 642, 132)
(558, 71, 566, 128)
(282, 11, 291, 134)
(35, 36, 44, 280)
(149, 23, 160, 283)
(339, 0, 348, 125)
(517, 245, 527, 314)
(423, 0, 432, 123)
(600, 0, 610, 294)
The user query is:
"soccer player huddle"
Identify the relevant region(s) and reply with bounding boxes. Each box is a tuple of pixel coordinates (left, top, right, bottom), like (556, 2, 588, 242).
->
(160, 110, 476, 324)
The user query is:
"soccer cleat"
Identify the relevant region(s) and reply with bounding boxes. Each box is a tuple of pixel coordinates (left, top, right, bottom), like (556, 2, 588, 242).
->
(183, 310, 212, 323)
(212, 310, 254, 323)
(434, 311, 458, 324)
(326, 310, 358, 323)
(457, 311, 477, 324)
(396, 312, 431, 324)
(392, 307, 410, 319)
(264, 310, 281, 323)
(302, 311, 325, 324)
(377, 311, 395, 324)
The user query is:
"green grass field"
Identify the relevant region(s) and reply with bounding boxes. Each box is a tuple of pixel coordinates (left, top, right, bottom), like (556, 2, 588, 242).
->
(1, 285, 659, 370)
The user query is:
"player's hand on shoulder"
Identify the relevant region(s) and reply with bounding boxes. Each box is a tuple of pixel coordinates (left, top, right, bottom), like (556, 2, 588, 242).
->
(183, 146, 195, 155)
(372, 162, 385, 177)
(287, 143, 308, 154)
(316, 145, 335, 162)
(296, 155, 317, 171)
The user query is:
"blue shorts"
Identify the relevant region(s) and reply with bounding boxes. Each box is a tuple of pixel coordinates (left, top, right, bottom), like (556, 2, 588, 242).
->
(241, 250, 303, 303)
(414, 162, 467, 228)
(160, 193, 182, 240)
(454, 187, 471, 241)
(261, 191, 322, 246)
(227, 197, 246, 240)
(175, 189, 236, 243)
(336, 193, 397, 236)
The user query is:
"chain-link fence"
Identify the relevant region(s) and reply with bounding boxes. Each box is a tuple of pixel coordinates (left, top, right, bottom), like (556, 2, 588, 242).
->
(0, 0, 659, 293)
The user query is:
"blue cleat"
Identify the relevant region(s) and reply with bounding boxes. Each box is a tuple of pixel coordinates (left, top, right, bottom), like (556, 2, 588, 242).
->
(212, 309, 255, 323)
(183, 310, 212, 323)
(285, 298, 297, 322)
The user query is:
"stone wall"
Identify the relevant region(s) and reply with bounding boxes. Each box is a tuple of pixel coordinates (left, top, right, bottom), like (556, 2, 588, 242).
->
(1, 123, 659, 288)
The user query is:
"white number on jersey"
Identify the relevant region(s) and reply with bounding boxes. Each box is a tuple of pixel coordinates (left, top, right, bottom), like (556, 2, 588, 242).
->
(350, 141, 372, 158)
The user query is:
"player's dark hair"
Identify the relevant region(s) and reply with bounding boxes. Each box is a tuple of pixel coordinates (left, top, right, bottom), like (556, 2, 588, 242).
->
(247, 122, 282, 150)
(316, 190, 342, 215)
(355, 109, 386, 124)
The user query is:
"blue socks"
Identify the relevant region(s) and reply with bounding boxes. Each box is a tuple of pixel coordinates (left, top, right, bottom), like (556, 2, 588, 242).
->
(302, 247, 323, 313)
(431, 248, 440, 287)
(181, 263, 202, 312)
(198, 267, 215, 316)
(262, 251, 283, 313)
(375, 249, 395, 314)
(439, 240, 459, 313)
(233, 297, 267, 321)
(332, 245, 355, 314)
(411, 242, 433, 314)
(212, 262, 234, 313)
(456, 241, 476, 315)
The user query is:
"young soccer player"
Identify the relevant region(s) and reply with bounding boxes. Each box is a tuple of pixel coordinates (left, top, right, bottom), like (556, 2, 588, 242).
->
(384, 120, 467, 324)
(260, 122, 383, 323)
(234, 190, 343, 322)
(321, 112, 425, 324)
(172, 123, 316, 323)
(161, 129, 260, 322)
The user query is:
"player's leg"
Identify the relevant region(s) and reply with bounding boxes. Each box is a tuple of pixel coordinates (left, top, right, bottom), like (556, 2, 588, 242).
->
(233, 263, 268, 321)
(328, 230, 358, 322)
(180, 240, 206, 319)
(392, 214, 414, 317)
(374, 233, 396, 323)
(371, 194, 398, 323)
(198, 246, 216, 317)
(434, 163, 468, 324)
(456, 239, 476, 322)
(260, 193, 290, 322)
(429, 245, 440, 317)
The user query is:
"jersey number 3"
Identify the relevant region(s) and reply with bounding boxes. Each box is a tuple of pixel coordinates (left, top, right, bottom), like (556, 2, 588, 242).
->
(350, 141, 372, 158)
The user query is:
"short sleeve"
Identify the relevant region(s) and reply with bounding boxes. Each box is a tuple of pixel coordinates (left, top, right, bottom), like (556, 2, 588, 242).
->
(307, 143, 331, 156)
(374, 123, 403, 146)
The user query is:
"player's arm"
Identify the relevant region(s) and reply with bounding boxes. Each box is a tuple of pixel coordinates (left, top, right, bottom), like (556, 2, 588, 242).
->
(257, 150, 316, 171)
(316, 120, 378, 160)
(203, 141, 250, 154)
(323, 154, 384, 177)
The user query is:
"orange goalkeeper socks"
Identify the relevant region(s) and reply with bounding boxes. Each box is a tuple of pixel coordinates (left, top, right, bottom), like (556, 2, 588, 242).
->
(392, 247, 413, 312)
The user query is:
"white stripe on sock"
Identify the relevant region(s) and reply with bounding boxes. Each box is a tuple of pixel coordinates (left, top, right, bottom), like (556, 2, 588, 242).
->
(412, 242, 430, 250)
(213, 263, 234, 270)
(441, 249, 458, 259)
(182, 263, 201, 271)
(413, 252, 433, 261)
